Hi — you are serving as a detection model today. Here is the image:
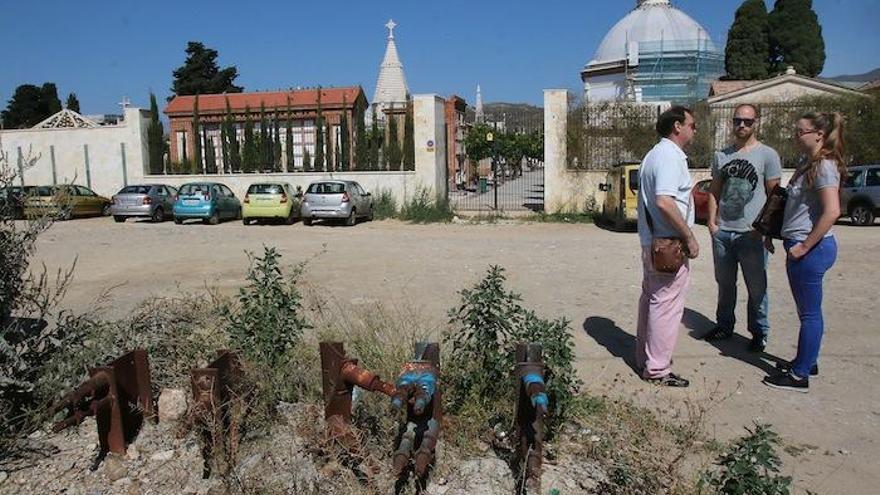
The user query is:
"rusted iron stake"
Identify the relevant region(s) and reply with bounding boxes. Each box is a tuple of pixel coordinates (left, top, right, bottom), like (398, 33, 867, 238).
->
(50, 350, 155, 462)
(391, 342, 442, 479)
(319, 341, 396, 448)
(515, 343, 547, 494)
(189, 350, 244, 479)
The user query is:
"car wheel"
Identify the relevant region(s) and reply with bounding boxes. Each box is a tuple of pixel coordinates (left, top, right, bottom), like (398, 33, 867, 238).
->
(207, 211, 220, 225)
(367, 205, 374, 222)
(303, 218, 313, 226)
(346, 209, 356, 227)
(60, 208, 73, 221)
(114, 216, 126, 223)
(174, 217, 183, 225)
(151, 207, 164, 223)
(102, 204, 111, 216)
(242, 217, 252, 226)
(851, 203, 875, 226)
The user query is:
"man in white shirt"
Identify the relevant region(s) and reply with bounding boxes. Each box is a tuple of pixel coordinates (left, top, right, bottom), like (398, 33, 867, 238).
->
(636, 106, 699, 387)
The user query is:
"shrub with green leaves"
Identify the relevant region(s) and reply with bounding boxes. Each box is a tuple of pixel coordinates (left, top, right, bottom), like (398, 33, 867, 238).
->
(699, 423, 792, 495)
(444, 265, 580, 438)
(224, 246, 311, 403)
(371, 188, 397, 220)
(399, 188, 454, 223)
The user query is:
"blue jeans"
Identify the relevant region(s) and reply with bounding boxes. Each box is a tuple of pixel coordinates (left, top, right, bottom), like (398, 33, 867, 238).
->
(712, 230, 770, 338)
(785, 236, 837, 378)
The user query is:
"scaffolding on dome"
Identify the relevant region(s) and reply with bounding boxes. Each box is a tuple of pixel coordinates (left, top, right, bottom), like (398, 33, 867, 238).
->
(629, 38, 724, 104)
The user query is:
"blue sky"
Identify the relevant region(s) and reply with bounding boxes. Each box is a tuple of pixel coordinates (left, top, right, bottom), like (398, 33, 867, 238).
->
(2, 0, 878, 114)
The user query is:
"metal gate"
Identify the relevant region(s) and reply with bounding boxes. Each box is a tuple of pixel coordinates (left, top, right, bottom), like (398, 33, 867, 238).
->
(448, 106, 544, 213)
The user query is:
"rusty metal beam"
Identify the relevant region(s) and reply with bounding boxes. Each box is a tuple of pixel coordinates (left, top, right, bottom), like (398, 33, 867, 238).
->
(50, 350, 155, 462)
(515, 343, 546, 494)
(189, 350, 244, 479)
(392, 342, 442, 479)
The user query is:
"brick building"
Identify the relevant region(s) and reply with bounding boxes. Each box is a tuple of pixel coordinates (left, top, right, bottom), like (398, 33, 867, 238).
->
(164, 86, 367, 172)
(444, 95, 470, 190)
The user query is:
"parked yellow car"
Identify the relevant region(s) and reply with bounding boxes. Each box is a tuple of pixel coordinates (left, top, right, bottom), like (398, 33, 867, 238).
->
(24, 185, 111, 220)
(598, 162, 640, 230)
(242, 182, 300, 225)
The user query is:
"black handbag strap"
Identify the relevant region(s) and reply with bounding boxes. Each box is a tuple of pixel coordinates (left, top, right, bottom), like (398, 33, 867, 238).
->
(644, 193, 692, 238)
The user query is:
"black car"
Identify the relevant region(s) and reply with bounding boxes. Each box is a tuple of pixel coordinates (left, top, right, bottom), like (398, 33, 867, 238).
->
(0, 186, 36, 220)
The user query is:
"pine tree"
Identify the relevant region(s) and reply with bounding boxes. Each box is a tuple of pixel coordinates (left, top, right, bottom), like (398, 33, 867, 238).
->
(147, 92, 165, 174)
(242, 106, 257, 173)
(203, 127, 217, 173)
(66, 93, 81, 113)
(40, 83, 62, 116)
(314, 89, 325, 171)
(192, 95, 203, 174)
(403, 98, 415, 171)
(285, 96, 294, 171)
(725, 0, 772, 79)
(369, 109, 380, 170)
(354, 99, 368, 170)
(339, 98, 350, 172)
(768, 0, 825, 76)
(273, 111, 282, 172)
(170, 41, 243, 98)
(325, 118, 334, 172)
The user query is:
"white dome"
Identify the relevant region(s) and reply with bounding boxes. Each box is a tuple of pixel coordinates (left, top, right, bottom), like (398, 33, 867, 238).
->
(588, 0, 714, 65)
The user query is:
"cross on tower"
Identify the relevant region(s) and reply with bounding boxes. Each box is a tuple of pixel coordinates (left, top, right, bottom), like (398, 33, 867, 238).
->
(386, 19, 397, 39)
(118, 96, 131, 110)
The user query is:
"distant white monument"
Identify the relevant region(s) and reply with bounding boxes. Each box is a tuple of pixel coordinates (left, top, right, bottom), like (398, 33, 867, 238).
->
(370, 19, 409, 123)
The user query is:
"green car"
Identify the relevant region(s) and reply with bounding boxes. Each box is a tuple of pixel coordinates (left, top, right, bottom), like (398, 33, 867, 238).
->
(242, 182, 300, 225)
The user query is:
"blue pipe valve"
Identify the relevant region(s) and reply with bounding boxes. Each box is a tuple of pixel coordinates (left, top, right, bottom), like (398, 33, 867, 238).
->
(522, 373, 548, 413)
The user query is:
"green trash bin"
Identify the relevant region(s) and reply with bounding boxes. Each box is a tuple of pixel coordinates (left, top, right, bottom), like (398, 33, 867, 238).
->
(479, 177, 487, 193)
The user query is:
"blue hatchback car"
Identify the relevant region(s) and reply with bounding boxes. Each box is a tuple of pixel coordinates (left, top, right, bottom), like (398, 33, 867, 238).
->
(173, 182, 241, 225)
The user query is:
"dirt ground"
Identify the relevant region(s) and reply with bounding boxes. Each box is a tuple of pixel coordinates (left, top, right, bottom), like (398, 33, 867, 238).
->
(28, 216, 880, 494)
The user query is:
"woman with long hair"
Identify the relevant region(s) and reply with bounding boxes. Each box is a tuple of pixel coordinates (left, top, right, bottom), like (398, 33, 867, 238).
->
(763, 112, 845, 392)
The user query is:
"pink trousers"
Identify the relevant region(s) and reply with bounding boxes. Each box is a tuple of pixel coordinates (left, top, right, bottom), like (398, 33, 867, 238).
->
(636, 246, 691, 379)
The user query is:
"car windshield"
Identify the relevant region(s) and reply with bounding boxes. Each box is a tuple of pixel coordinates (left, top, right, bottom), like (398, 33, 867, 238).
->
(307, 183, 346, 194)
(248, 184, 283, 194)
(119, 185, 152, 194)
(179, 184, 211, 196)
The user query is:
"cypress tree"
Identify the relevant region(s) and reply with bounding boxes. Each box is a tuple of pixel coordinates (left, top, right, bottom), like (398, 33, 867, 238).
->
(147, 92, 165, 174)
(66, 93, 81, 113)
(340, 99, 350, 172)
(242, 106, 257, 173)
(354, 98, 367, 170)
(369, 109, 380, 170)
(273, 110, 282, 172)
(386, 112, 402, 171)
(725, 0, 772, 79)
(325, 118, 334, 172)
(258, 103, 269, 171)
(224, 98, 241, 173)
(314, 89, 325, 171)
(285, 96, 294, 171)
(203, 127, 217, 174)
(192, 95, 203, 174)
(303, 147, 312, 172)
(768, 0, 825, 76)
(403, 98, 415, 171)
(220, 99, 230, 172)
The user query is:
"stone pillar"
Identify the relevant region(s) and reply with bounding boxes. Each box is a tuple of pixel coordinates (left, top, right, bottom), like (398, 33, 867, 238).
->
(543, 89, 568, 213)
(413, 94, 447, 201)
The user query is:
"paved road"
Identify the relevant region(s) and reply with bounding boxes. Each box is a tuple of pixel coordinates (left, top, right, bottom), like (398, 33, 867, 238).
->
(450, 168, 543, 212)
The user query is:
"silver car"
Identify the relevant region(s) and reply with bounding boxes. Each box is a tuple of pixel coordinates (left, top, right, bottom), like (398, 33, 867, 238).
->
(111, 184, 178, 223)
(840, 164, 880, 226)
(300, 180, 373, 226)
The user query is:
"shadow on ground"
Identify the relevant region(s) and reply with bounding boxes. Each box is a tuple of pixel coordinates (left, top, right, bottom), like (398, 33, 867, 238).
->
(682, 307, 782, 375)
(582, 316, 639, 374)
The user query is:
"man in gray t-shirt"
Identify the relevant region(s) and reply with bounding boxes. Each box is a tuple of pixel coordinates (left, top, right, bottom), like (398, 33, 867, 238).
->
(703, 104, 782, 352)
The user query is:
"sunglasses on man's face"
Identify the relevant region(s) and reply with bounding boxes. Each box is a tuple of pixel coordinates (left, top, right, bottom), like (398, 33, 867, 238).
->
(732, 118, 756, 127)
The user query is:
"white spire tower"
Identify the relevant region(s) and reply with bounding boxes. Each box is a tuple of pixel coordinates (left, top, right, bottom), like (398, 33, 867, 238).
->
(475, 85, 484, 123)
(371, 19, 409, 123)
